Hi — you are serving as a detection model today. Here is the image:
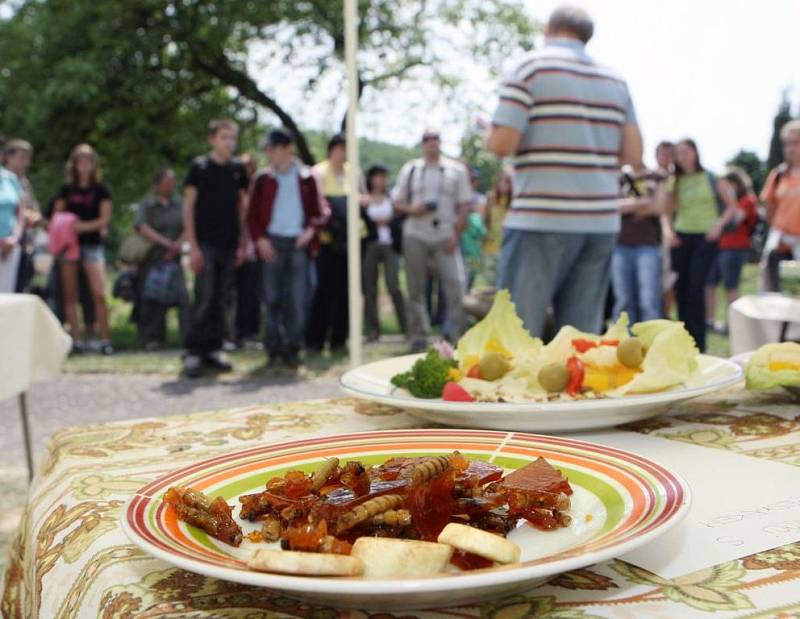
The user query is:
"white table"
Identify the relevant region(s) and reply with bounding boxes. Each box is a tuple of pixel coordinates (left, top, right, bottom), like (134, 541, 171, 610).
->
(0, 293, 71, 478)
(728, 293, 800, 355)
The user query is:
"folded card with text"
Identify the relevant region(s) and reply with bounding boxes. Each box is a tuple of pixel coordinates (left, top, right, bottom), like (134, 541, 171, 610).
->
(575, 430, 800, 579)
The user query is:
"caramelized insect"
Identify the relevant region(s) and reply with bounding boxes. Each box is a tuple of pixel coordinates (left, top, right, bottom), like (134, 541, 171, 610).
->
(261, 514, 283, 542)
(238, 492, 275, 522)
(311, 457, 340, 492)
(370, 509, 412, 528)
(336, 494, 404, 534)
(164, 487, 243, 547)
(402, 455, 452, 484)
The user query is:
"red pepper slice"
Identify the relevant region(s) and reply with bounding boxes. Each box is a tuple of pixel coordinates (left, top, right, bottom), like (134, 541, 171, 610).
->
(573, 338, 619, 353)
(571, 339, 598, 353)
(467, 364, 481, 379)
(443, 382, 476, 402)
(565, 356, 585, 396)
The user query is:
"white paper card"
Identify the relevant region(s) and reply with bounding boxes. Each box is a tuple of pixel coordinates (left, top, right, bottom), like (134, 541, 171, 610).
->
(572, 430, 800, 579)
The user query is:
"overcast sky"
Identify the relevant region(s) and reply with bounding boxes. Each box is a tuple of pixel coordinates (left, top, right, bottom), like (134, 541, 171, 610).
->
(264, 0, 800, 171)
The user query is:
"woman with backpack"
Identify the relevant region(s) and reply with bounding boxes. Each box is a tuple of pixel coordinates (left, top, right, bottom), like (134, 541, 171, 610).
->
(704, 166, 759, 334)
(134, 167, 189, 349)
(665, 139, 739, 352)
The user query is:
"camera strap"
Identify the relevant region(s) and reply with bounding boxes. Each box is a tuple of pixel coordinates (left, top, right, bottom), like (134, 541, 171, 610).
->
(419, 163, 445, 204)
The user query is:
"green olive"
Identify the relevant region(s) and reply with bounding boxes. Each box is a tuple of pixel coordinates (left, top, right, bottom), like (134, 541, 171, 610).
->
(478, 352, 511, 381)
(617, 337, 645, 368)
(538, 363, 570, 392)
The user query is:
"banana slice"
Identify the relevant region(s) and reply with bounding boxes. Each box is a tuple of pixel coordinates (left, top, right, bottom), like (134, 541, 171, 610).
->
(248, 549, 363, 576)
(351, 537, 453, 578)
(437, 523, 520, 564)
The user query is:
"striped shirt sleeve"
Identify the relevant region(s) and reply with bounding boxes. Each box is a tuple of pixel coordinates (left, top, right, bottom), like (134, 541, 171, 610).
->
(623, 88, 637, 124)
(492, 65, 533, 133)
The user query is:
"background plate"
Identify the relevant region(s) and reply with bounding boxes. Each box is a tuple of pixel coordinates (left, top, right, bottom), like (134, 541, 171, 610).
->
(340, 354, 743, 432)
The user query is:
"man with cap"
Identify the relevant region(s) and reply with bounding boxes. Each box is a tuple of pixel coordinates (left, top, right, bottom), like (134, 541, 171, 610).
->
(393, 128, 472, 352)
(247, 128, 326, 369)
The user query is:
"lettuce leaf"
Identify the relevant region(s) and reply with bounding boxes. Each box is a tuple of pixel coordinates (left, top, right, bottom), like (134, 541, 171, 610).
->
(746, 342, 800, 390)
(630, 319, 679, 349)
(603, 312, 631, 342)
(455, 289, 542, 364)
(614, 320, 699, 394)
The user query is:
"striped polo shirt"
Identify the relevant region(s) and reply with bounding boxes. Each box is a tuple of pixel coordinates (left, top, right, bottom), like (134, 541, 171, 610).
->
(492, 38, 637, 234)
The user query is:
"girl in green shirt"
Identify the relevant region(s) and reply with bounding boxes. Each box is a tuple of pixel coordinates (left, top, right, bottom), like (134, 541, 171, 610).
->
(665, 139, 738, 352)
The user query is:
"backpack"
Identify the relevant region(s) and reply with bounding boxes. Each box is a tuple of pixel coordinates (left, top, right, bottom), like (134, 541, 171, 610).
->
(143, 262, 181, 305)
(389, 163, 418, 255)
(705, 171, 740, 235)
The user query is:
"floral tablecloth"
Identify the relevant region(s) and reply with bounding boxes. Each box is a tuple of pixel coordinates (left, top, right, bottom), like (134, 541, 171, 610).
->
(4, 388, 800, 619)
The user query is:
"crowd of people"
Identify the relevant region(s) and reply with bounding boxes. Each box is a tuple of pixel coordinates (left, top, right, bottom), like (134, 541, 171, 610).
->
(1, 5, 800, 375)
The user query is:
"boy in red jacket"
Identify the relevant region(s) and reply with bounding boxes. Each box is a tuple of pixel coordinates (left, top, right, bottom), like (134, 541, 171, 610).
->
(248, 128, 326, 369)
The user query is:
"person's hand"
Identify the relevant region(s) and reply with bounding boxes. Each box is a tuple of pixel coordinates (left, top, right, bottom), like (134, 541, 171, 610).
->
(667, 230, 682, 248)
(0, 236, 16, 257)
(24, 210, 42, 227)
(189, 245, 204, 273)
(705, 225, 722, 242)
(295, 228, 315, 250)
(235, 245, 247, 267)
(443, 234, 459, 255)
(163, 241, 180, 262)
(408, 203, 428, 218)
(256, 237, 277, 263)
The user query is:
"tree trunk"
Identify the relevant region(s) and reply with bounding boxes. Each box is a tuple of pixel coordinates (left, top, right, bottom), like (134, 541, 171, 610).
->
(191, 53, 316, 166)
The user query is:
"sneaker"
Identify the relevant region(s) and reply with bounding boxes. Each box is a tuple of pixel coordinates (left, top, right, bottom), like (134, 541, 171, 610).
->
(222, 340, 238, 352)
(409, 340, 428, 354)
(283, 351, 301, 371)
(184, 354, 204, 378)
(85, 338, 102, 353)
(69, 341, 84, 356)
(203, 350, 233, 372)
(99, 340, 114, 356)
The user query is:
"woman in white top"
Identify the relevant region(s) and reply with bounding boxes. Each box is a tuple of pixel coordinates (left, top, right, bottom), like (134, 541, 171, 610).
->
(363, 165, 407, 341)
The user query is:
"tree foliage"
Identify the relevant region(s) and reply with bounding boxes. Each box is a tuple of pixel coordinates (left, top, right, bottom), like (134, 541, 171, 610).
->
(727, 149, 767, 195)
(0, 0, 537, 245)
(767, 91, 794, 173)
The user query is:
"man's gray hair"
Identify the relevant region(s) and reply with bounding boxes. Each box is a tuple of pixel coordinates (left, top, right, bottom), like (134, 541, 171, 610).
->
(548, 5, 594, 43)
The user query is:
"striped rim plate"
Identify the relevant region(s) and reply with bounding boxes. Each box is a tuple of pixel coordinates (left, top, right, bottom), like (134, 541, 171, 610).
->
(122, 429, 690, 606)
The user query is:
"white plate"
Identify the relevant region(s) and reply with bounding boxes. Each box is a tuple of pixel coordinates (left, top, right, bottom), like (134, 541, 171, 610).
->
(340, 354, 743, 432)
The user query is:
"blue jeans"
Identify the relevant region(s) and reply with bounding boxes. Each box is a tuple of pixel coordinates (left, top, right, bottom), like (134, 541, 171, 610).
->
(263, 236, 308, 356)
(707, 248, 749, 291)
(671, 233, 717, 352)
(611, 245, 662, 323)
(498, 229, 617, 337)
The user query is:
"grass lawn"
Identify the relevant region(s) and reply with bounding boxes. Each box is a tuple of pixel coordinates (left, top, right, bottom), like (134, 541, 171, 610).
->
(65, 263, 768, 375)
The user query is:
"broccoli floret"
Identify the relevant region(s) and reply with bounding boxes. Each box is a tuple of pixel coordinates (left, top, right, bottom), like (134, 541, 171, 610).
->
(391, 349, 457, 399)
